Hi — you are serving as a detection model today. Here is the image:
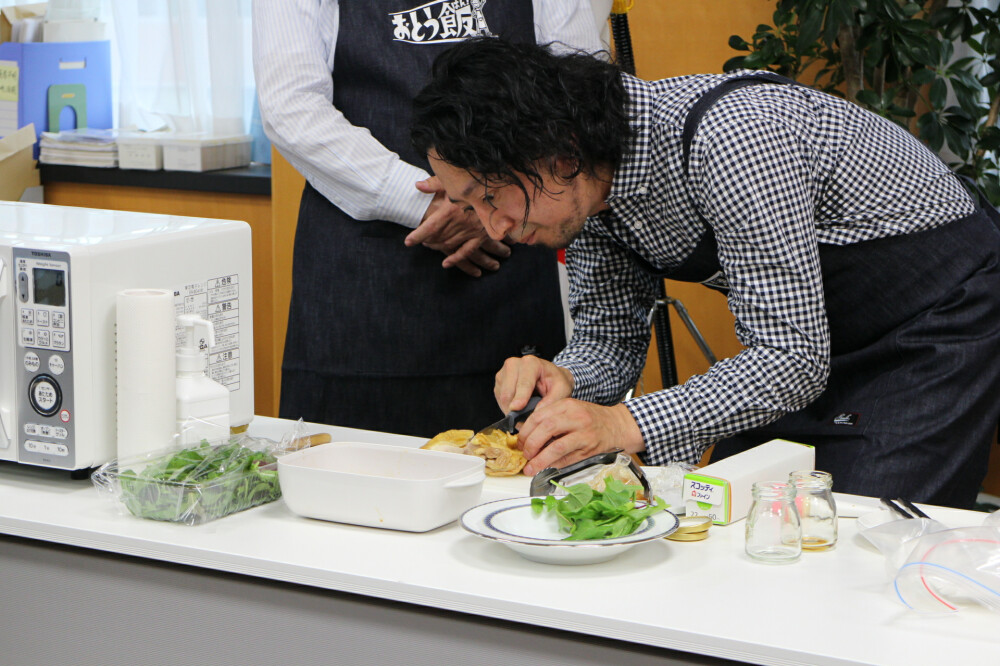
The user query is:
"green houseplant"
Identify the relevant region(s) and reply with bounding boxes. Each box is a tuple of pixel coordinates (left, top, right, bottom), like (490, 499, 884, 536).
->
(724, 0, 1000, 205)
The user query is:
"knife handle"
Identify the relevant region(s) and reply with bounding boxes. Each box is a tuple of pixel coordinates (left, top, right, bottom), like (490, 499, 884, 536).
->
(505, 395, 542, 433)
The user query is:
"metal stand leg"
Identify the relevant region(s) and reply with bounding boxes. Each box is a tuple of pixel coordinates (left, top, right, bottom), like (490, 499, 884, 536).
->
(649, 281, 717, 389)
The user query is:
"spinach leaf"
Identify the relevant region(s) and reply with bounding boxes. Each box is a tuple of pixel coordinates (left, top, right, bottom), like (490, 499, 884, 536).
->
(530, 477, 665, 541)
(117, 438, 281, 525)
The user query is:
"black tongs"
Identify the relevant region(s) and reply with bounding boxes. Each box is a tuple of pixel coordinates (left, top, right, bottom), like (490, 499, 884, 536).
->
(880, 497, 931, 519)
(529, 448, 652, 500)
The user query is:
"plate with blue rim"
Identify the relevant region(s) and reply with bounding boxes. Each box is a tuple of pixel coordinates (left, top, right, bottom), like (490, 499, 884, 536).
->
(459, 496, 679, 565)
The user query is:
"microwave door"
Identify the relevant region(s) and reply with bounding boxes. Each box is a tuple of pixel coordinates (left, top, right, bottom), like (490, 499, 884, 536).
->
(0, 252, 15, 459)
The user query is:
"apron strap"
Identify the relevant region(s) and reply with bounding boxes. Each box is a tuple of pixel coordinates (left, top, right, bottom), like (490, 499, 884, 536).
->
(681, 72, 797, 173)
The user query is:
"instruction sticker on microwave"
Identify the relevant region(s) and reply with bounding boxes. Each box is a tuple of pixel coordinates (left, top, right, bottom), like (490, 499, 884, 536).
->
(175, 273, 242, 391)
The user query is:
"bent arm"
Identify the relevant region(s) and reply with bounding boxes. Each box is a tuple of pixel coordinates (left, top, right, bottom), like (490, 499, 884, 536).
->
(252, 0, 429, 227)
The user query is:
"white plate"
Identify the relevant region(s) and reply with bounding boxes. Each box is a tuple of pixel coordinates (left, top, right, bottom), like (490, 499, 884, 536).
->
(460, 497, 679, 565)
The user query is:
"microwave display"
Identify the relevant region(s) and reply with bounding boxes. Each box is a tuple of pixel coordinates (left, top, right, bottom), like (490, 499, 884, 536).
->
(33, 268, 66, 307)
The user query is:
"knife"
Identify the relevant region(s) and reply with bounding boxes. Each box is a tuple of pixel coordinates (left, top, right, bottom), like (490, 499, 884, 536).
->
(467, 395, 542, 444)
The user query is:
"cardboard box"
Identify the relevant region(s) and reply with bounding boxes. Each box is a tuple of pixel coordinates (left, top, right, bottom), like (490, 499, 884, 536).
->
(0, 3, 46, 44)
(0, 40, 112, 157)
(0, 124, 40, 201)
(684, 439, 815, 525)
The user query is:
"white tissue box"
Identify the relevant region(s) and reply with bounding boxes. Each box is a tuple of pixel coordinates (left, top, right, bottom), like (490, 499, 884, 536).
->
(117, 134, 163, 170)
(161, 133, 252, 172)
(684, 439, 815, 525)
(43, 19, 107, 42)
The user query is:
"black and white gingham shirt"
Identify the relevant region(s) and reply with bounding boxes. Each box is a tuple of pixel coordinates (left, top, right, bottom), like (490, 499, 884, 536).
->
(553, 71, 975, 465)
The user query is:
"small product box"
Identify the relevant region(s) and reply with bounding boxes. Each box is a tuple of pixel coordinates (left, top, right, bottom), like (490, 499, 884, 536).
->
(161, 133, 252, 172)
(684, 439, 814, 525)
(117, 132, 163, 170)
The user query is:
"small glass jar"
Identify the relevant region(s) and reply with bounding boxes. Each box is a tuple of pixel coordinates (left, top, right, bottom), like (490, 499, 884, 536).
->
(789, 470, 838, 551)
(745, 481, 801, 563)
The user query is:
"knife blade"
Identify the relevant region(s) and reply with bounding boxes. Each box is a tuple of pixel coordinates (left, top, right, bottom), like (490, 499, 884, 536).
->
(468, 395, 542, 444)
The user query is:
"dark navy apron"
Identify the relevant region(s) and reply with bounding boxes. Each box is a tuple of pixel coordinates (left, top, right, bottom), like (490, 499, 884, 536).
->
(280, 1, 566, 437)
(612, 74, 1000, 509)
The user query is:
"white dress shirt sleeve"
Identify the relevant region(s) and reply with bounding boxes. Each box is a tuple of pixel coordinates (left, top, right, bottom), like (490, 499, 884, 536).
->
(253, 0, 606, 228)
(252, 0, 431, 227)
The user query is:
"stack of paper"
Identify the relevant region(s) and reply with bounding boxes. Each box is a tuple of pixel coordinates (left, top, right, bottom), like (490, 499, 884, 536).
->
(39, 127, 117, 167)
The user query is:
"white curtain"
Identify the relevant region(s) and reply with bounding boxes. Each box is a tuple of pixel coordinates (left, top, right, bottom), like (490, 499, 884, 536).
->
(109, 0, 253, 136)
(0, 0, 256, 136)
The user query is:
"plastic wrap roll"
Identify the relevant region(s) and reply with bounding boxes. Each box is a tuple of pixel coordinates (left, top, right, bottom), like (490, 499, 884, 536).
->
(116, 289, 176, 460)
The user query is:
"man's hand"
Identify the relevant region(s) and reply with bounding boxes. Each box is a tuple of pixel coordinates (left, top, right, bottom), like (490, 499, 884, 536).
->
(405, 177, 511, 277)
(493, 355, 644, 476)
(494, 355, 574, 414)
(517, 401, 644, 477)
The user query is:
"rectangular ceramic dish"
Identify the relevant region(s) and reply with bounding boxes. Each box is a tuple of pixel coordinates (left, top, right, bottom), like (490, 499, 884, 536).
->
(277, 441, 485, 532)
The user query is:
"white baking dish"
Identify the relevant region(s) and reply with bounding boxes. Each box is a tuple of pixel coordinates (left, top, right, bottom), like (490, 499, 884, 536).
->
(277, 441, 486, 532)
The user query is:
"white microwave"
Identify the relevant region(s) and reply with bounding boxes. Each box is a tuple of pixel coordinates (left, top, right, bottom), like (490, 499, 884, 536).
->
(0, 201, 254, 472)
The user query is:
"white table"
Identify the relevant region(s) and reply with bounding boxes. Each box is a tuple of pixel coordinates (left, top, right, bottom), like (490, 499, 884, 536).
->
(1, 416, 997, 666)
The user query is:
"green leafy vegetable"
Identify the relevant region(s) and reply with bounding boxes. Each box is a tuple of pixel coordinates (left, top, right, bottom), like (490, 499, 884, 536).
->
(116, 439, 281, 525)
(530, 477, 665, 541)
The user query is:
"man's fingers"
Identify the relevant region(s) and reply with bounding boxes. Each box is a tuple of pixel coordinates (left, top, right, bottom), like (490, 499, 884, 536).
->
(405, 215, 447, 246)
(480, 237, 512, 258)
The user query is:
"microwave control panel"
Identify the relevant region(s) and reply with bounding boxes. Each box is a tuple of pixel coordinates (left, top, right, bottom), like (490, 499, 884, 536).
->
(12, 248, 76, 469)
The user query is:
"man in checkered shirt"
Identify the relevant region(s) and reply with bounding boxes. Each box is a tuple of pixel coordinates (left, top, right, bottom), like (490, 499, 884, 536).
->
(412, 38, 1000, 509)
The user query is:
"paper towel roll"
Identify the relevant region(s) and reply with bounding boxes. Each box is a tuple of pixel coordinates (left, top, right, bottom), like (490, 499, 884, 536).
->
(116, 289, 177, 460)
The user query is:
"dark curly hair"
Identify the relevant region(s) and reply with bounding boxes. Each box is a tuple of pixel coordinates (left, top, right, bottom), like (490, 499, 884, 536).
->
(411, 37, 631, 211)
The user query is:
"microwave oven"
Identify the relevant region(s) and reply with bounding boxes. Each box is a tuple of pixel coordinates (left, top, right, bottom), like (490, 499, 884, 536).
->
(0, 201, 254, 472)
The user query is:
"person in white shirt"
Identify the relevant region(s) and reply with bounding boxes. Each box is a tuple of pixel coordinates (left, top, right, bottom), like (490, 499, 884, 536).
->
(252, 1, 605, 437)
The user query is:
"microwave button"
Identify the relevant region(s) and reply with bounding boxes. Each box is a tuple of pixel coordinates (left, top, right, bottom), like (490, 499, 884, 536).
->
(28, 374, 61, 417)
(52, 312, 65, 329)
(20, 328, 34, 346)
(52, 331, 66, 349)
(20, 308, 34, 325)
(39, 425, 52, 437)
(53, 427, 68, 439)
(18, 271, 28, 302)
(48, 354, 65, 375)
(24, 440, 69, 457)
(24, 423, 38, 436)
(36, 310, 50, 327)
(23, 351, 40, 373)
(36, 329, 50, 348)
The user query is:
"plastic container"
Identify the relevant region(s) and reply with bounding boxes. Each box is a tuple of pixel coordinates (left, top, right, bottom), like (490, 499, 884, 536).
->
(278, 441, 486, 532)
(91, 436, 281, 525)
(176, 314, 230, 446)
(161, 133, 252, 172)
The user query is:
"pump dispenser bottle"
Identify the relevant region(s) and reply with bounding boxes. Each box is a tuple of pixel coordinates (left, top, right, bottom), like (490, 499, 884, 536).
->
(175, 314, 230, 445)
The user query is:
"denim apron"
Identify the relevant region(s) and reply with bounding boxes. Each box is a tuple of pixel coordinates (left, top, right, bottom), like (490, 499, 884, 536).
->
(613, 75, 1000, 508)
(280, 1, 566, 436)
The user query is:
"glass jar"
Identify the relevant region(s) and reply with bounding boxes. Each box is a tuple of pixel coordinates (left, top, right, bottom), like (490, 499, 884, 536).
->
(789, 470, 838, 551)
(745, 481, 801, 563)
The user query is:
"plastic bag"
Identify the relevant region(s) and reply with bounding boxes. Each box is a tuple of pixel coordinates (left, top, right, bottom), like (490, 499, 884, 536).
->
(530, 450, 652, 501)
(643, 462, 697, 514)
(273, 417, 333, 455)
(857, 510, 949, 577)
(893, 525, 1000, 614)
(92, 432, 282, 525)
(557, 452, 643, 491)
